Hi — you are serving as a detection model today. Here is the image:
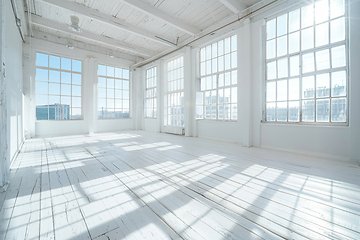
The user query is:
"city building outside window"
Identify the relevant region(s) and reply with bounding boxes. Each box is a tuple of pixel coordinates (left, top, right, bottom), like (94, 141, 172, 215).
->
(144, 67, 157, 118)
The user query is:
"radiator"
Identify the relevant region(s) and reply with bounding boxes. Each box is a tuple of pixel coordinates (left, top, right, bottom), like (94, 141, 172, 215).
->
(163, 126, 185, 135)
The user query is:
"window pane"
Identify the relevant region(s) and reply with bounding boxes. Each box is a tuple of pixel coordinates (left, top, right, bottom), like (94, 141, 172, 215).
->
(315, 0, 329, 24)
(116, 99, 122, 109)
(206, 45, 211, 60)
(289, 78, 299, 100)
(267, 19, 276, 40)
(49, 70, 60, 83)
(212, 43, 218, 58)
(61, 72, 71, 84)
(231, 87, 237, 103)
(231, 104, 237, 120)
(330, 0, 344, 19)
(289, 9, 300, 32)
(277, 80, 287, 101)
(98, 65, 106, 76)
(316, 73, 330, 98)
(72, 73, 81, 85)
(277, 102, 287, 121)
(98, 98, 106, 109)
(107, 78, 115, 89)
(225, 72, 231, 86)
(98, 77, 106, 88)
(49, 55, 60, 69)
(331, 98, 346, 122)
(224, 88, 230, 103)
(315, 22, 329, 47)
(107, 66, 114, 77)
(266, 39, 276, 59)
(36, 69, 48, 82)
(72, 97, 81, 108)
(61, 84, 71, 96)
(72, 60, 82, 72)
(331, 71, 346, 97)
(289, 31, 300, 54)
(289, 101, 299, 121)
(316, 99, 330, 122)
(225, 54, 231, 70)
(301, 27, 314, 50)
(267, 82, 276, 102)
(107, 99, 114, 109)
(224, 37, 231, 54)
(266, 103, 276, 121)
(36, 53, 48, 67)
(267, 61, 277, 80)
(231, 52, 237, 69)
(302, 76, 315, 99)
(330, 17, 345, 43)
(331, 45, 346, 68)
(277, 14, 287, 37)
(98, 88, 106, 98)
(218, 40, 224, 55)
(61, 58, 71, 71)
(277, 36, 287, 57)
(37, 94, 48, 106)
(71, 108, 81, 119)
(316, 49, 330, 71)
(301, 4, 314, 28)
(124, 69, 130, 79)
(302, 53, 315, 73)
(123, 81, 130, 90)
(231, 35, 237, 51)
(49, 95, 59, 105)
(72, 85, 81, 97)
(302, 100, 315, 122)
(49, 83, 60, 95)
(107, 89, 114, 98)
(290, 55, 299, 77)
(278, 58, 288, 78)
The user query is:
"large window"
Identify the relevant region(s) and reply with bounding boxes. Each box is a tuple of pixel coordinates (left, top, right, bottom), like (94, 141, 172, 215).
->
(265, 0, 347, 124)
(36, 53, 82, 120)
(98, 65, 130, 119)
(165, 57, 184, 126)
(197, 35, 238, 120)
(144, 67, 157, 118)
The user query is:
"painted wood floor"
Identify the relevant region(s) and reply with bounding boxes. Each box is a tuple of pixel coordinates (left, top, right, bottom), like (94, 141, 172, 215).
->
(0, 131, 359, 240)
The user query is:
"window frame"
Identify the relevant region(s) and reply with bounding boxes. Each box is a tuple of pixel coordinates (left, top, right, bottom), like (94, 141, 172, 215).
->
(262, 0, 349, 126)
(144, 66, 157, 119)
(165, 55, 185, 127)
(35, 52, 83, 121)
(97, 63, 131, 119)
(197, 34, 238, 121)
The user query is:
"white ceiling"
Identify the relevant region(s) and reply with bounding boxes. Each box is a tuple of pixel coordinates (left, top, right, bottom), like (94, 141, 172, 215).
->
(26, 0, 262, 61)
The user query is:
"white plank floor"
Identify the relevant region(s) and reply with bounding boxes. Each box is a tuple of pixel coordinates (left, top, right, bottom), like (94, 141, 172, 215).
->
(0, 130, 360, 240)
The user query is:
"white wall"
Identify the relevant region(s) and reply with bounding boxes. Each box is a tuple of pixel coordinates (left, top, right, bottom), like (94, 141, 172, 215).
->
(23, 38, 136, 137)
(0, 0, 24, 188)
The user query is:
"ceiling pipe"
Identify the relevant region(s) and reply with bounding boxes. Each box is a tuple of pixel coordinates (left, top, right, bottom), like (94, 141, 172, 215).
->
(133, 0, 279, 69)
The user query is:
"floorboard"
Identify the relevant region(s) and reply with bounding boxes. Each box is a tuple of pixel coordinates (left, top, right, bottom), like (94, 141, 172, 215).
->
(0, 130, 359, 240)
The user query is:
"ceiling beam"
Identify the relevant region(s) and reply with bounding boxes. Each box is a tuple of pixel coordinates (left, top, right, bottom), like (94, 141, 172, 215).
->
(219, 0, 245, 13)
(120, 0, 200, 36)
(37, 0, 176, 47)
(30, 15, 154, 57)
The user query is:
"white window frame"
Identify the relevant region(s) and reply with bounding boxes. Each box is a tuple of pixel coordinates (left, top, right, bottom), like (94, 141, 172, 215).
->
(97, 64, 131, 119)
(144, 66, 157, 118)
(263, 0, 349, 126)
(35, 52, 82, 121)
(197, 34, 238, 121)
(165, 56, 184, 127)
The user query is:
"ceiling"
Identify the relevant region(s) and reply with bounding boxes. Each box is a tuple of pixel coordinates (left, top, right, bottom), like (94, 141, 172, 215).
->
(25, 0, 262, 62)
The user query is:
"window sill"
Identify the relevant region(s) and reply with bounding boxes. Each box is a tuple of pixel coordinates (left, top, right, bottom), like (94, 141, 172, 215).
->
(261, 121, 349, 128)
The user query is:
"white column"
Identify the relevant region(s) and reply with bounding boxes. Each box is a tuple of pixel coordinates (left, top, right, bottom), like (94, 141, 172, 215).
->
(237, 19, 253, 147)
(183, 46, 193, 137)
(158, 60, 164, 133)
(348, 0, 360, 163)
(132, 67, 144, 130)
(191, 47, 200, 137)
(83, 58, 97, 134)
(0, 0, 8, 188)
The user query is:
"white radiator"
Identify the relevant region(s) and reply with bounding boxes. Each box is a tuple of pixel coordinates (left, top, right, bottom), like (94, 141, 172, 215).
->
(163, 126, 185, 135)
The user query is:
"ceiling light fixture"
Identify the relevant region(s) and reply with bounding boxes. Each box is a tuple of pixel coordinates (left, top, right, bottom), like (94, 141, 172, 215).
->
(66, 44, 74, 49)
(68, 15, 81, 32)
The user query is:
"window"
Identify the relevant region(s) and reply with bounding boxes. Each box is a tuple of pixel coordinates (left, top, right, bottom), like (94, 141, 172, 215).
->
(197, 35, 238, 120)
(144, 67, 157, 118)
(165, 57, 184, 126)
(35, 53, 82, 120)
(98, 65, 130, 119)
(265, 0, 347, 123)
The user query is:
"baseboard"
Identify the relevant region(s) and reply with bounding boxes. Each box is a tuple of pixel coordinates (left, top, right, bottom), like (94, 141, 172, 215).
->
(260, 144, 349, 162)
